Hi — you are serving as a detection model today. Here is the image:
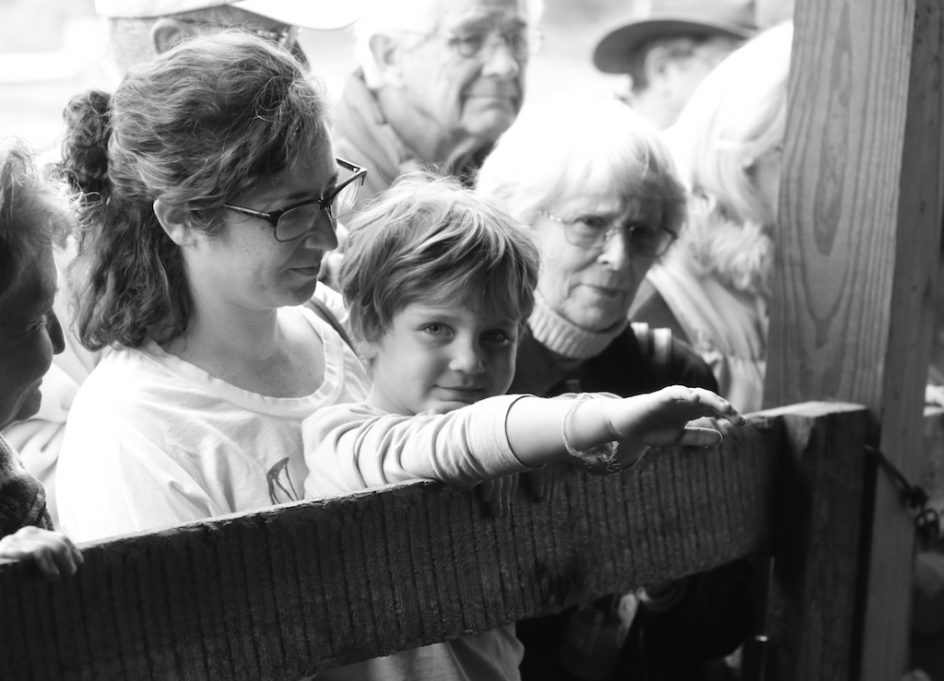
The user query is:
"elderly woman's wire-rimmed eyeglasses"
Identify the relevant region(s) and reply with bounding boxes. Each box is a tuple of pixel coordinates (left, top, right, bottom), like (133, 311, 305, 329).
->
(540, 210, 677, 258)
(223, 159, 367, 242)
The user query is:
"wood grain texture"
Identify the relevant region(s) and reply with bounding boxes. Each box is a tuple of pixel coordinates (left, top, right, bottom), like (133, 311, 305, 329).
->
(759, 402, 870, 681)
(0, 419, 780, 681)
(765, 0, 944, 677)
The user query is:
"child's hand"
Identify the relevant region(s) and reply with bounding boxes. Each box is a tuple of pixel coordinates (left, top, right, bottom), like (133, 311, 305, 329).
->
(0, 526, 84, 578)
(477, 474, 519, 518)
(610, 386, 745, 448)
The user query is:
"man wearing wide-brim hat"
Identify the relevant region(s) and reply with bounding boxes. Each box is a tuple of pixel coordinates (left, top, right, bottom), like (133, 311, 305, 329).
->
(593, 0, 758, 129)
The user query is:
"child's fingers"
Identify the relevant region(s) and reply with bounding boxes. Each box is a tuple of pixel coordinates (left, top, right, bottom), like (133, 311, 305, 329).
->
(37, 546, 62, 579)
(71, 540, 85, 566)
(50, 542, 81, 576)
(675, 426, 724, 448)
(688, 416, 737, 437)
(663, 386, 744, 425)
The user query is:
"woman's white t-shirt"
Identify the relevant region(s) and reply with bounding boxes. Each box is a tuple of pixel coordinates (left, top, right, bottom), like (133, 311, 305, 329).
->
(57, 305, 370, 542)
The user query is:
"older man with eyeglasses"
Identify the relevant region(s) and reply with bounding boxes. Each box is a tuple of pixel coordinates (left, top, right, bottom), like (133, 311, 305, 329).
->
(333, 0, 544, 208)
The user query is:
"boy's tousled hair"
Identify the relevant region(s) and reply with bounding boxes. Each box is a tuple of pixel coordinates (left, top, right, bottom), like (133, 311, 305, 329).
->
(340, 173, 540, 345)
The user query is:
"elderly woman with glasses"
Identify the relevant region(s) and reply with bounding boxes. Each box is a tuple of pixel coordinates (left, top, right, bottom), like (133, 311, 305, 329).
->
(55, 33, 371, 542)
(477, 93, 753, 681)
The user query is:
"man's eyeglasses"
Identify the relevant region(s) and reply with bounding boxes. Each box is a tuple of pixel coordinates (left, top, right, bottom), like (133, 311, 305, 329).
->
(174, 18, 299, 48)
(436, 26, 543, 61)
(223, 159, 367, 242)
(540, 210, 677, 258)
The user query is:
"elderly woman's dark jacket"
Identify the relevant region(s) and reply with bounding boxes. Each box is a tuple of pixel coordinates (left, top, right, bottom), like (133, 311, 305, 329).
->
(510, 324, 754, 681)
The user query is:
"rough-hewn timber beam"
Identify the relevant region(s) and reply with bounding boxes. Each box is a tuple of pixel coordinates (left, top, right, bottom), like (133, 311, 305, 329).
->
(0, 417, 782, 681)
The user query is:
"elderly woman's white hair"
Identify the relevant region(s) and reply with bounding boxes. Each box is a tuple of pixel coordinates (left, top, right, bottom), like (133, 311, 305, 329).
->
(666, 21, 793, 227)
(476, 90, 687, 234)
(354, 0, 545, 89)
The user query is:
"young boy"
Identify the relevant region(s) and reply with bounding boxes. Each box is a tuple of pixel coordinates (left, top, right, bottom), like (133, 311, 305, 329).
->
(303, 174, 743, 681)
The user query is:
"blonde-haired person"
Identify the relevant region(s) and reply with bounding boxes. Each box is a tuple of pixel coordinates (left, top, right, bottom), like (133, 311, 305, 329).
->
(630, 21, 793, 413)
(477, 92, 754, 681)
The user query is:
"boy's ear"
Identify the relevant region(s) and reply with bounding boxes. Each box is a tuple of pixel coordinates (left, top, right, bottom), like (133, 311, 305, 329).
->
(153, 198, 197, 247)
(357, 338, 380, 361)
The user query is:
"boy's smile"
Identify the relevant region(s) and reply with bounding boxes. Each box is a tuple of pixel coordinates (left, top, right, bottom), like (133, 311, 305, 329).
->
(364, 302, 521, 415)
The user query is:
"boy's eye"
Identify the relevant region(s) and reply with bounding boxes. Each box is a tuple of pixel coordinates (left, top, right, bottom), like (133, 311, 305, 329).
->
(421, 322, 451, 337)
(482, 329, 514, 345)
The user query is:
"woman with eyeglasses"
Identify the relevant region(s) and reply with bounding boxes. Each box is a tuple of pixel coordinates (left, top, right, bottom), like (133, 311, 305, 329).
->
(476, 93, 753, 681)
(55, 33, 371, 542)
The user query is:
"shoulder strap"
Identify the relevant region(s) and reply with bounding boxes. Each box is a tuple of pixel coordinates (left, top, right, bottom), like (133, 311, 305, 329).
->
(305, 297, 356, 353)
(630, 322, 674, 386)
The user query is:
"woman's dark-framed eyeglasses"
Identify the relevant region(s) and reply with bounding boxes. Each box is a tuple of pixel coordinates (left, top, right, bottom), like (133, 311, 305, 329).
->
(223, 159, 367, 242)
(540, 209, 677, 258)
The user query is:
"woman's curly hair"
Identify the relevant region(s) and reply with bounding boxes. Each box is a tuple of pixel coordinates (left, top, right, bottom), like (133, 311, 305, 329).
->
(62, 32, 330, 350)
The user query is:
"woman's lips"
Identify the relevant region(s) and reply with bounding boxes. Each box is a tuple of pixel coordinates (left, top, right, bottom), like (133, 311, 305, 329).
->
(290, 262, 321, 276)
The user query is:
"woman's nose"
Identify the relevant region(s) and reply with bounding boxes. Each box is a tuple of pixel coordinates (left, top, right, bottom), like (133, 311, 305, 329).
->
(47, 310, 65, 355)
(304, 216, 339, 251)
(596, 228, 632, 270)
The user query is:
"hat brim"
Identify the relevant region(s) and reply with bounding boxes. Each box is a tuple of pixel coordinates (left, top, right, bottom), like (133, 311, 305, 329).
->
(233, 0, 365, 30)
(593, 17, 756, 73)
(94, 0, 365, 29)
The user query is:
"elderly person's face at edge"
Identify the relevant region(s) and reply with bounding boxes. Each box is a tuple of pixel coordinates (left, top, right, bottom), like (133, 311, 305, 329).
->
(388, 0, 530, 150)
(0, 238, 64, 429)
(531, 176, 667, 333)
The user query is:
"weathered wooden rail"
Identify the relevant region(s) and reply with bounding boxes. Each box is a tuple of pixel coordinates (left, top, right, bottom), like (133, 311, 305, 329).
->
(0, 402, 874, 681)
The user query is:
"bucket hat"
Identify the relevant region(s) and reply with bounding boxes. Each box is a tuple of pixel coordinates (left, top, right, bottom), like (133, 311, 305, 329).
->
(593, 0, 758, 73)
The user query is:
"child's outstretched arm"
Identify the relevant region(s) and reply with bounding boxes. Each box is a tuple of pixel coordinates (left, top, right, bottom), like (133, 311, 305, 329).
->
(506, 386, 744, 472)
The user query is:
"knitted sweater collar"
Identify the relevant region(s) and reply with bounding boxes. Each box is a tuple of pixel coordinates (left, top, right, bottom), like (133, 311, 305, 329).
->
(527, 293, 627, 360)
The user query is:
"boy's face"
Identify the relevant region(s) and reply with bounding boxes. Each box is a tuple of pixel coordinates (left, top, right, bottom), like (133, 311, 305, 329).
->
(364, 301, 521, 415)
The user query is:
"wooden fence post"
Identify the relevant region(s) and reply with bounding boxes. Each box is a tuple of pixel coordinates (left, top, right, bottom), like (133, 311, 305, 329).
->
(765, 0, 944, 678)
(758, 402, 869, 680)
